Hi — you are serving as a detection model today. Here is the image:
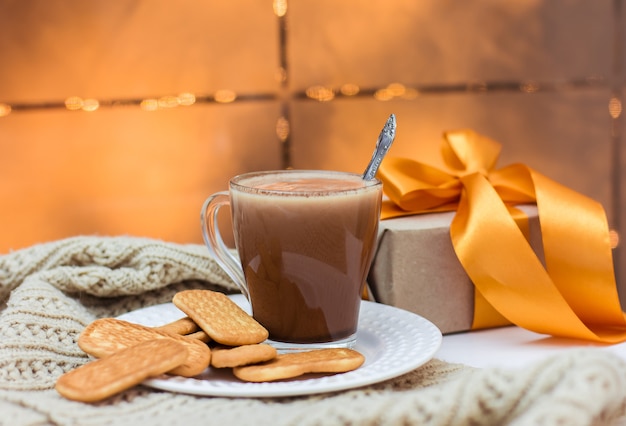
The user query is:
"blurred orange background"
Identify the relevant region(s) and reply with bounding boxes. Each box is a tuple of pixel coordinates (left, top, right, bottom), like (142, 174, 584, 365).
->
(0, 1, 623, 292)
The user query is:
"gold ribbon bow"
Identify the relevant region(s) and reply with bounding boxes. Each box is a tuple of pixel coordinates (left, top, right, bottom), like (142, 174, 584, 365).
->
(378, 129, 626, 343)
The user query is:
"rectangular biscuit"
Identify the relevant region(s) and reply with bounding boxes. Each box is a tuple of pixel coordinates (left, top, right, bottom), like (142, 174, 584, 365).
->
(78, 318, 211, 377)
(155, 316, 199, 335)
(56, 339, 188, 402)
(233, 348, 365, 382)
(210, 343, 277, 368)
(173, 290, 268, 346)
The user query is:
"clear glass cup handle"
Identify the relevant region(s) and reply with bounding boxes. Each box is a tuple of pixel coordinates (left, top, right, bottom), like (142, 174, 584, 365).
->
(200, 191, 249, 301)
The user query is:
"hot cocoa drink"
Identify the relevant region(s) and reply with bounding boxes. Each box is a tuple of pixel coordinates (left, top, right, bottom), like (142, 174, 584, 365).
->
(230, 171, 381, 344)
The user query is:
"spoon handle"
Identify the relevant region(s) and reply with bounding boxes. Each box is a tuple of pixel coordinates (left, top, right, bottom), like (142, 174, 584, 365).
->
(362, 114, 397, 180)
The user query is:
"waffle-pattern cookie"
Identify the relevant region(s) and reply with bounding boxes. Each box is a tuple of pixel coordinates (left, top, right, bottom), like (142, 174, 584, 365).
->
(173, 290, 268, 346)
(78, 318, 211, 377)
(233, 348, 365, 382)
(155, 316, 199, 335)
(211, 344, 277, 368)
(56, 339, 188, 402)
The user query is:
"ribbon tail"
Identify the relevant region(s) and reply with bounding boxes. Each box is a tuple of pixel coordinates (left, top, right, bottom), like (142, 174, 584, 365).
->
(471, 206, 530, 330)
(451, 172, 626, 343)
(472, 288, 510, 330)
(531, 168, 626, 337)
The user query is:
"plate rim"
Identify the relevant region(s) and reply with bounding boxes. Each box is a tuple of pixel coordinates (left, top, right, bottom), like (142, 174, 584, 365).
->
(118, 295, 442, 398)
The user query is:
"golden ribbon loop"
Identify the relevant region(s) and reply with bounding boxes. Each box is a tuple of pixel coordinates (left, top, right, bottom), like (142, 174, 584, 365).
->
(378, 129, 626, 343)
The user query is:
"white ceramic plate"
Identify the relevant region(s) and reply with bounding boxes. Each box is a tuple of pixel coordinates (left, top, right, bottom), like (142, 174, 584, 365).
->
(118, 294, 442, 398)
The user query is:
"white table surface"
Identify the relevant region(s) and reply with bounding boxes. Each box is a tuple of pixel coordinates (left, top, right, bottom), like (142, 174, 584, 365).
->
(436, 325, 626, 369)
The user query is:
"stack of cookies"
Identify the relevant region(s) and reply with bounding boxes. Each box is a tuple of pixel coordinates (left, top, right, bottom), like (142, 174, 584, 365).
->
(55, 289, 365, 402)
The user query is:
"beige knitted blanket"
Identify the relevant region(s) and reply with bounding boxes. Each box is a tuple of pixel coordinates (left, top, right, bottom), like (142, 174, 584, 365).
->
(1, 236, 625, 425)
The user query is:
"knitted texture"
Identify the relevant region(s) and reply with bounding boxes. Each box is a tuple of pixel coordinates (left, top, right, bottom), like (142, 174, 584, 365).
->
(1, 236, 625, 425)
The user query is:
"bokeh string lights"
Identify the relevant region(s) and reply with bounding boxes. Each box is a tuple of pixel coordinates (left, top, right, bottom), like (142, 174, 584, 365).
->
(0, 0, 622, 253)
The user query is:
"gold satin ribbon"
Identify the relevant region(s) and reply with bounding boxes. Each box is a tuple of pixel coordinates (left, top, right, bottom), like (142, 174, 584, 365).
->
(378, 129, 626, 343)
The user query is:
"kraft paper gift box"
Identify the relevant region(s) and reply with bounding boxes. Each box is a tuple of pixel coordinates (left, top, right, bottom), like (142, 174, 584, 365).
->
(367, 204, 544, 334)
(369, 129, 626, 343)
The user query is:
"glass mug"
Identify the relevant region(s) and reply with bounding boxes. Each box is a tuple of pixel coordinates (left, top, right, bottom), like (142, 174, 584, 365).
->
(201, 170, 382, 351)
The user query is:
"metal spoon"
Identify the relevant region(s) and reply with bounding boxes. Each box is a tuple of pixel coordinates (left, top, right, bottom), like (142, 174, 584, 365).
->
(362, 113, 397, 180)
